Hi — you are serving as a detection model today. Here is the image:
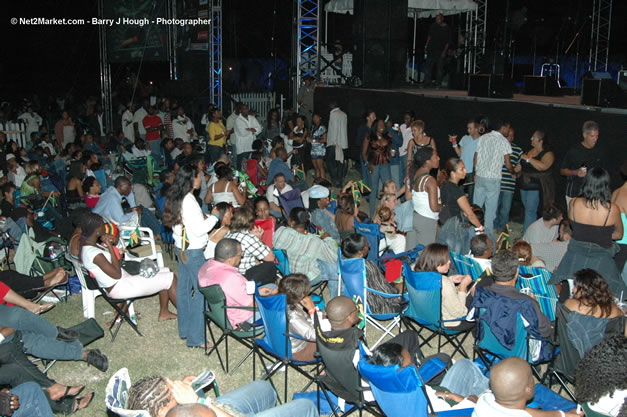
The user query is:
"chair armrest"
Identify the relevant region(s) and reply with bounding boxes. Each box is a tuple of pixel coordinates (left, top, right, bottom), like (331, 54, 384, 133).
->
(366, 287, 405, 299)
(225, 305, 258, 312)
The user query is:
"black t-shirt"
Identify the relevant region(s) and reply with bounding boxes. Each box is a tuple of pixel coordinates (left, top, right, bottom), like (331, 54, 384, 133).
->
(427, 22, 451, 55)
(441, 181, 465, 218)
(560, 142, 606, 197)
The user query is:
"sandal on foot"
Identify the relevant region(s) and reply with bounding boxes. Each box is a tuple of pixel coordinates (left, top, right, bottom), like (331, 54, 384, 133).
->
(37, 303, 55, 315)
(61, 385, 85, 399)
(73, 392, 95, 413)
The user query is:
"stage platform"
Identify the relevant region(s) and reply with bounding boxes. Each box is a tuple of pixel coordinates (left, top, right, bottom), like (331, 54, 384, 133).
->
(314, 86, 627, 191)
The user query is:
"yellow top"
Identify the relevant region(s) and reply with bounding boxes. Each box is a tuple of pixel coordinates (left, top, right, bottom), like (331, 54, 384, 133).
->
(207, 120, 227, 147)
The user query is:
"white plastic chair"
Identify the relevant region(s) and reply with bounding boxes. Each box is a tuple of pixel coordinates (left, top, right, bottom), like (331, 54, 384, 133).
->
(118, 226, 164, 268)
(66, 252, 102, 319)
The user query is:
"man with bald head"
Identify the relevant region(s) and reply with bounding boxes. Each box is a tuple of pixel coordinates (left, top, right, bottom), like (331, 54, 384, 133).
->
(473, 357, 581, 417)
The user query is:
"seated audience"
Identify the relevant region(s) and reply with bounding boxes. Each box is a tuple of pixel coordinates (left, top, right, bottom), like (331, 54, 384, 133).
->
(341, 234, 403, 314)
(308, 184, 340, 241)
(574, 335, 626, 417)
(131, 138, 151, 158)
(530, 219, 572, 273)
(0, 267, 67, 300)
(203, 202, 234, 260)
(377, 205, 406, 255)
(66, 161, 86, 209)
(82, 176, 102, 209)
(80, 212, 177, 321)
(127, 376, 318, 417)
(512, 240, 546, 269)
(522, 202, 563, 244)
(414, 243, 474, 330)
(469, 234, 493, 272)
(278, 274, 319, 361)
(335, 193, 358, 240)
(7, 157, 26, 187)
(473, 357, 581, 417)
(267, 147, 307, 191)
(198, 238, 276, 328)
(204, 163, 246, 208)
(254, 196, 272, 221)
(265, 173, 293, 217)
(0, 382, 55, 417)
(273, 208, 338, 297)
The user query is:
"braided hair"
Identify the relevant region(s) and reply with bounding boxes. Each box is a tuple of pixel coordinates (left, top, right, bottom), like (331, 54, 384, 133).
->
(127, 376, 171, 417)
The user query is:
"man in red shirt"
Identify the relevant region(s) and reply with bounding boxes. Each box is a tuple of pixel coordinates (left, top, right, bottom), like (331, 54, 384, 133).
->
(142, 106, 163, 166)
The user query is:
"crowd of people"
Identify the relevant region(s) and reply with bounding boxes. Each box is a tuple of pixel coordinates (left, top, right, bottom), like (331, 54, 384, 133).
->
(0, 91, 625, 417)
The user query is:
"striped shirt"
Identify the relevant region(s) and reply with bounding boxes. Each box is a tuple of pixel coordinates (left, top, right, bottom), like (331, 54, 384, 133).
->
(500, 143, 523, 192)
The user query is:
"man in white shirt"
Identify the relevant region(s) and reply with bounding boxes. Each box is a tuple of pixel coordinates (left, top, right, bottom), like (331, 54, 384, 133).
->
(266, 173, 293, 217)
(133, 99, 149, 140)
(399, 111, 415, 182)
(172, 106, 196, 143)
(531, 220, 572, 272)
(121, 103, 135, 143)
(473, 120, 513, 239)
(233, 103, 261, 169)
(326, 102, 348, 188)
(18, 106, 42, 143)
(522, 203, 563, 244)
(469, 234, 493, 272)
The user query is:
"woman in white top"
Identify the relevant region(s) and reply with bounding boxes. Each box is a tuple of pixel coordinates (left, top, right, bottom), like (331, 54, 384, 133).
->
(204, 202, 234, 259)
(204, 163, 246, 208)
(407, 146, 441, 250)
(164, 163, 221, 347)
(79, 212, 177, 321)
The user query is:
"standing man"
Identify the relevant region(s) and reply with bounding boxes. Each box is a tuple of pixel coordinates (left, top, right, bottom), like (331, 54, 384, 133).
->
(423, 13, 451, 88)
(18, 105, 43, 144)
(297, 75, 316, 126)
(451, 118, 481, 200)
(172, 106, 196, 143)
(494, 126, 523, 235)
(233, 103, 262, 170)
(121, 103, 135, 143)
(560, 120, 606, 209)
(142, 106, 163, 166)
(326, 101, 348, 188)
(133, 99, 149, 141)
(473, 119, 513, 242)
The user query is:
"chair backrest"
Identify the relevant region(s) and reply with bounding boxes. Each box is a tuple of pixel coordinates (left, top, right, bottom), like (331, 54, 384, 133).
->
(477, 309, 529, 360)
(403, 266, 443, 328)
(338, 250, 369, 313)
(199, 285, 233, 331)
(255, 293, 292, 359)
(516, 266, 558, 321)
(245, 160, 259, 185)
(273, 248, 290, 276)
(357, 355, 428, 417)
(66, 252, 99, 292)
(354, 219, 382, 261)
(278, 189, 304, 217)
(450, 251, 486, 280)
(314, 314, 363, 404)
(254, 217, 275, 249)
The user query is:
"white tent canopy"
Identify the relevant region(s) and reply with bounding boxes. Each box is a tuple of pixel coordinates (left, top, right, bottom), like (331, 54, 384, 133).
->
(324, 0, 477, 18)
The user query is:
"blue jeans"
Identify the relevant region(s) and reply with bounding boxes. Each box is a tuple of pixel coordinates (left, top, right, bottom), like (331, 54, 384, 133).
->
(0, 305, 56, 337)
(360, 156, 372, 196)
(216, 380, 319, 417)
(176, 248, 207, 346)
(400, 154, 408, 186)
(473, 176, 501, 237)
(11, 382, 55, 417)
(440, 359, 489, 397)
(390, 163, 401, 190)
(369, 164, 392, 217)
(494, 190, 514, 230)
(148, 138, 162, 167)
(314, 260, 339, 299)
(1, 217, 24, 244)
(520, 189, 541, 233)
(139, 205, 161, 237)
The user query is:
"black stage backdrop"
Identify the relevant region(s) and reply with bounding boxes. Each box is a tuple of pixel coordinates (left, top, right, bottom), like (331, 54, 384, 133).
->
(315, 87, 627, 208)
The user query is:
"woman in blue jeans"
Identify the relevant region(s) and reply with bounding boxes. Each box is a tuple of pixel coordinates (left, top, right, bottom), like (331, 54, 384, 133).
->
(363, 119, 392, 217)
(516, 130, 555, 233)
(164, 163, 221, 348)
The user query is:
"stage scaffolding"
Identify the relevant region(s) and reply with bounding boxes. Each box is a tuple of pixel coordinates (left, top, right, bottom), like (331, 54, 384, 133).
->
(589, 0, 613, 72)
(293, 0, 320, 108)
(209, 0, 223, 107)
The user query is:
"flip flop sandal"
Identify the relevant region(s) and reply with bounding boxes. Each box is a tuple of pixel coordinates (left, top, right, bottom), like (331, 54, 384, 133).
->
(37, 303, 55, 315)
(61, 385, 85, 399)
(73, 392, 95, 413)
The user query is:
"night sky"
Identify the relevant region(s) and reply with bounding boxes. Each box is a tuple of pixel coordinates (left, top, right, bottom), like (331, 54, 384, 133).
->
(2, 0, 625, 99)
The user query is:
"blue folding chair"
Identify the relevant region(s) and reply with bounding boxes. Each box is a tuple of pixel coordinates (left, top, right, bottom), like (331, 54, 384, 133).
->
(449, 251, 487, 280)
(253, 292, 320, 403)
(273, 248, 290, 276)
(401, 266, 473, 359)
(516, 266, 559, 321)
(358, 344, 473, 417)
(338, 249, 406, 348)
(278, 189, 304, 217)
(353, 219, 384, 261)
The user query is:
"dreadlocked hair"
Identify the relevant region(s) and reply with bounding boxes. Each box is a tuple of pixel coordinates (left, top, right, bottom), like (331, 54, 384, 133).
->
(127, 376, 171, 417)
(575, 335, 627, 417)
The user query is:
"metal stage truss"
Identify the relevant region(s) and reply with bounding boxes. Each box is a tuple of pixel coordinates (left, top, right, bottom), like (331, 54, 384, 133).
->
(209, 0, 223, 107)
(98, 0, 113, 133)
(589, 0, 613, 72)
(293, 0, 320, 109)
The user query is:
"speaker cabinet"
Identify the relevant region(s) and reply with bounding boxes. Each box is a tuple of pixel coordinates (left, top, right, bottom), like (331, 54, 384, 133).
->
(581, 79, 625, 108)
(523, 76, 561, 96)
(468, 74, 513, 98)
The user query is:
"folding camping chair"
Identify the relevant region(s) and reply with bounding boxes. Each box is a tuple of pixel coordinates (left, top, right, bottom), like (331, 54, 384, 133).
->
(516, 265, 559, 321)
(200, 285, 263, 375)
(253, 292, 320, 404)
(273, 248, 327, 296)
(277, 189, 304, 217)
(338, 249, 405, 348)
(357, 345, 473, 417)
(401, 266, 472, 359)
(449, 251, 488, 280)
(353, 220, 384, 262)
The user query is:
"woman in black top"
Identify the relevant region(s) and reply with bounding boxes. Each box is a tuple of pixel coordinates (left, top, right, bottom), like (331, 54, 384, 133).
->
(515, 130, 555, 233)
(436, 158, 483, 255)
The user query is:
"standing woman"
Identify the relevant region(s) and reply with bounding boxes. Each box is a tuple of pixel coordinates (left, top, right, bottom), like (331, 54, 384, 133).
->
(164, 163, 221, 348)
(406, 146, 441, 250)
(206, 108, 232, 163)
(307, 112, 327, 179)
(363, 119, 392, 217)
(54, 110, 75, 149)
(437, 158, 484, 255)
(405, 120, 437, 180)
(289, 115, 308, 169)
(516, 130, 556, 232)
(611, 161, 627, 274)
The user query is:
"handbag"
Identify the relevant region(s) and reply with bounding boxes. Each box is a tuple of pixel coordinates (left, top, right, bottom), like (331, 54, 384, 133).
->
(122, 260, 142, 275)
